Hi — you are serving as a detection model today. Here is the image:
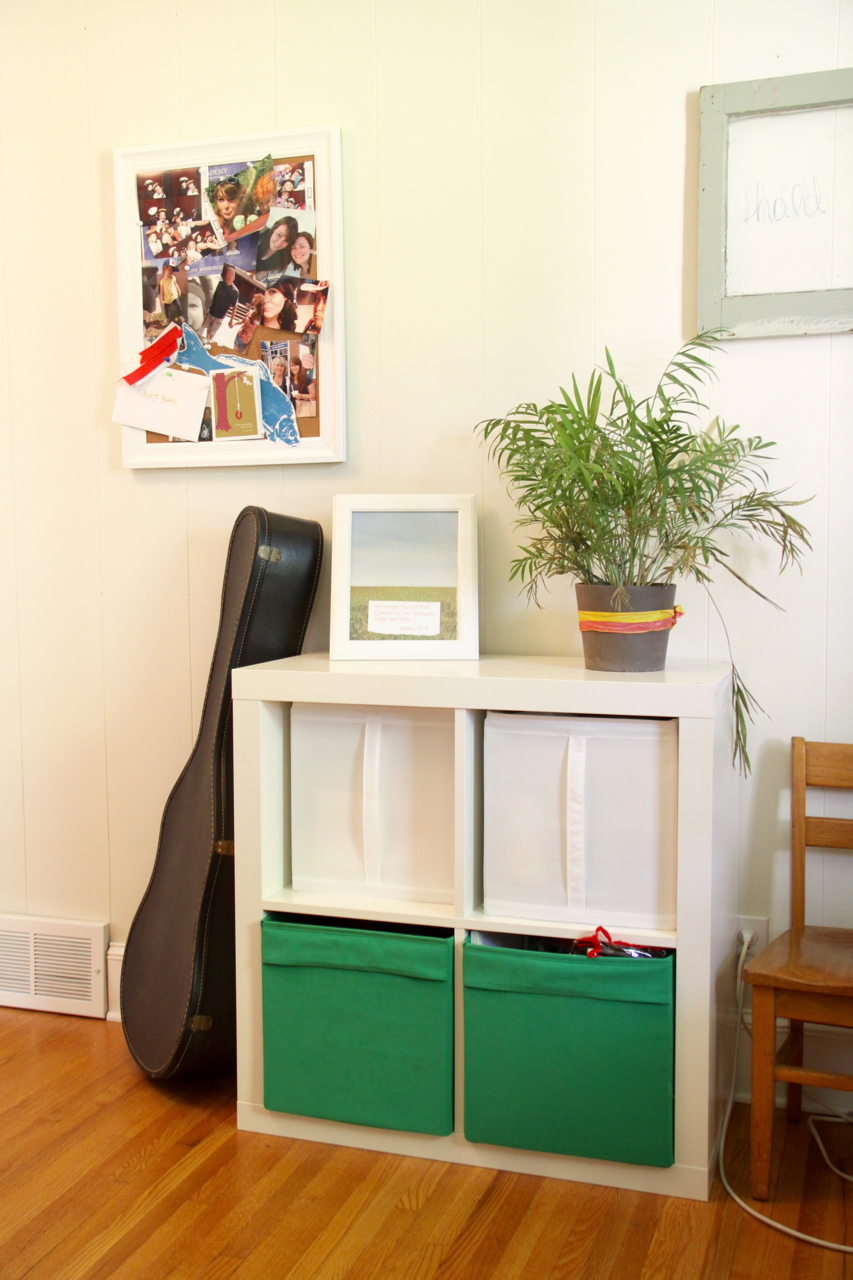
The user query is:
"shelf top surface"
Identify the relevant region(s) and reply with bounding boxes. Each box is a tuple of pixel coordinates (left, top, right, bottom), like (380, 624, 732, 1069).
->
(233, 653, 730, 717)
(261, 888, 677, 947)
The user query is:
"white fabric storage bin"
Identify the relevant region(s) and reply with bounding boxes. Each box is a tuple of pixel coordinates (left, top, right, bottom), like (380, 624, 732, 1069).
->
(290, 703, 455, 902)
(483, 712, 678, 930)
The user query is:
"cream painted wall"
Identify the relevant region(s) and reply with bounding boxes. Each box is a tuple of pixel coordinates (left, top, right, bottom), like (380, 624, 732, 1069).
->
(1, 0, 852, 946)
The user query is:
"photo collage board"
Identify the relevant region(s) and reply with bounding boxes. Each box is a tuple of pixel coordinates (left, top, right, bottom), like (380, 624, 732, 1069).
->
(137, 152, 328, 444)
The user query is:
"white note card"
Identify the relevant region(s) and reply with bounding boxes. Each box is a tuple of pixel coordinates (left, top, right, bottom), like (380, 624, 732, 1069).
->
(112, 365, 211, 442)
(367, 600, 441, 636)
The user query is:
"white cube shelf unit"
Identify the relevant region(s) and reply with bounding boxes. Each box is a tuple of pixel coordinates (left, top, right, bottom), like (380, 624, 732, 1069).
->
(232, 654, 737, 1201)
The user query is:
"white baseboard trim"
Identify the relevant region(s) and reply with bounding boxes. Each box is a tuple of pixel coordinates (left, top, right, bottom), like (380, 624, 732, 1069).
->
(237, 1101, 713, 1200)
(106, 942, 124, 1022)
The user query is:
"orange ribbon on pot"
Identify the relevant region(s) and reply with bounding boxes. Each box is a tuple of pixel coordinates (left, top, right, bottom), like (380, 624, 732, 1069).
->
(577, 605, 684, 634)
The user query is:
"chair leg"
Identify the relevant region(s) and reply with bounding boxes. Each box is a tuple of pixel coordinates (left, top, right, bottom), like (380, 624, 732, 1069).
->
(786, 1019, 803, 1122)
(750, 985, 776, 1200)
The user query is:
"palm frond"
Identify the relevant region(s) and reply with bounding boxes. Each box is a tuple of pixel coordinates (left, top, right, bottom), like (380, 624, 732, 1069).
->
(476, 331, 812, 773)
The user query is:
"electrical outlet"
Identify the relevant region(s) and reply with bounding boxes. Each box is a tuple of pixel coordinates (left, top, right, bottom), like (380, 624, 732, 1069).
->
(737, 915, 769, 953)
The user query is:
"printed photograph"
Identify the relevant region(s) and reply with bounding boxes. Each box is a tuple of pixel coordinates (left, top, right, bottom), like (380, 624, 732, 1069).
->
(189, 263, 265, 352)
(293, 282, 328, 335)
(187, 230, 259, 280)
(348, 510, 459, 641)
(141, 261, 188, 344)
(199, 405, 213, 441)
(287, 339, 317, 429)
(169, 167, 202, 220)
(175, 221, 221, 268)
(205, 155, 274, 239)
(138, 170, 201, 263)
(203, 160, 249, 237)
(255, 209, 316, 279)
(272, 156, 315, 211)
(141, 202, 174, 260)
(260, 337, 318, 438)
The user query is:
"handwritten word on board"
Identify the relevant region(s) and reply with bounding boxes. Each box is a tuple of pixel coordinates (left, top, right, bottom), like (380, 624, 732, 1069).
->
(726, 105, 853, 296)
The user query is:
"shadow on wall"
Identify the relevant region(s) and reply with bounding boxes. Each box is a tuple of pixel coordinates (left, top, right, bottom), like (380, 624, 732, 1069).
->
(682, 91, 701, 339)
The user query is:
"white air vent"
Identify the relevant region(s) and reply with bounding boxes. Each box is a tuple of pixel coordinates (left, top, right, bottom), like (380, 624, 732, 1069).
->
(0, 930, 30, 993)
(0, 914, 108, 1018)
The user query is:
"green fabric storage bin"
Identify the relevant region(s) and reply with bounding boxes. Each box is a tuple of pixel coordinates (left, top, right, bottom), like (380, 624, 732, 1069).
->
(463, 938, 674, 1167)
(262, 916, 454, 1135)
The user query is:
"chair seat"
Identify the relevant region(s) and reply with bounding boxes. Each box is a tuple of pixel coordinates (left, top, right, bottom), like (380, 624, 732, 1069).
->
(744, 926, 853, 995)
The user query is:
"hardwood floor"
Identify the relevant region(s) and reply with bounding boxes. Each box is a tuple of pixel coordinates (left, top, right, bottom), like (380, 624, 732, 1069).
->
(2, 1007, 853, 1278)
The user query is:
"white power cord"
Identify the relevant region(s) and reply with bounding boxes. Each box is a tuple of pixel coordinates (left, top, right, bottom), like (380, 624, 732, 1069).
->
(718, 934, 853, 1253)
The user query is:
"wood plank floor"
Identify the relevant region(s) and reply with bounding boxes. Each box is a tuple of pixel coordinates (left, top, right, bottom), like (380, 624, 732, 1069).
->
(2, 1008, 853, 1278)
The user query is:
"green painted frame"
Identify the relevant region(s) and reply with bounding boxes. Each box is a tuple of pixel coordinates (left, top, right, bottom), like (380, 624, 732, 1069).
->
(698, 67, 853, 339)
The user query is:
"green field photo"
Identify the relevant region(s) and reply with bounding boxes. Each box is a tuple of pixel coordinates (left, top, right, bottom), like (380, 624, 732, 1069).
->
(349, 585, 458, 641)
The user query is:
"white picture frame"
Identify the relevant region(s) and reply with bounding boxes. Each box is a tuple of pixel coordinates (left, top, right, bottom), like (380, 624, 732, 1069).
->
(114, 126, 345, 467)
(329, 494, 479, 661)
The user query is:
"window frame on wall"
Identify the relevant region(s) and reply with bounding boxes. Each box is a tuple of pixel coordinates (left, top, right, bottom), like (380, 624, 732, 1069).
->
(698, 67, 853, 339)
(114, 125, 345, 467)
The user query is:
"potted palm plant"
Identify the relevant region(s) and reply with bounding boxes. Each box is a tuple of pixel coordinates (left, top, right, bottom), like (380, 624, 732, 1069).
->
(479, 333, 811, 772)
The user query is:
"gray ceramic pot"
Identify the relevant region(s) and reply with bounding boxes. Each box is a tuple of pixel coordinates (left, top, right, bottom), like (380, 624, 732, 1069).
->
(575, 583, 677, 672)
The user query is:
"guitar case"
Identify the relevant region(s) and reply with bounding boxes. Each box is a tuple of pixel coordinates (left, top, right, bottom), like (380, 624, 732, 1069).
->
(121, 506, 323, 1079)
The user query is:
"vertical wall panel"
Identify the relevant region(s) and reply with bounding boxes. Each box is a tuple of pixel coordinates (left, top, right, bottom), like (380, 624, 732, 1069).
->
(708, 338, 831, 933)
(175, 0, 284, 732)
(480, 0, 595, 655)
(0, 1, 110, 921)
(0, 6, 26, 913)
(594, 1, 712, 382)
(593, 1, 713, 666)
(84, 0, 195, 941)
(374, 0, 484, 496)
(711, 10, 841, 940)
(822, 0, 853, 932)
(270, 0, 382, 653)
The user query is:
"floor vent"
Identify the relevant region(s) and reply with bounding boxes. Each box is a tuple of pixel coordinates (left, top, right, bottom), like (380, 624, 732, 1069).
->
(0, 915, 108, 1018)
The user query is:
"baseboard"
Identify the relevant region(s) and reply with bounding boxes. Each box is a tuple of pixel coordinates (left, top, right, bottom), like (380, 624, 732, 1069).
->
(237, 1101, 713, 1200)
(106, 942, 124, 1022)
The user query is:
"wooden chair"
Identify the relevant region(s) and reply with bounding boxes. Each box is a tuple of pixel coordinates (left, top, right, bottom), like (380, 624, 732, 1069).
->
(744, 738, 853, 1200)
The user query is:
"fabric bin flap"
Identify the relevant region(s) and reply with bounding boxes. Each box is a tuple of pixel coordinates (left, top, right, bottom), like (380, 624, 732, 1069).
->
(262, 919, 452, 982)
(463, 939, 673, 1005)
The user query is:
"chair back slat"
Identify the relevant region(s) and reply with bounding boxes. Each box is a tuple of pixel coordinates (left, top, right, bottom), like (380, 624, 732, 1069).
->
(805, 742, 853, 788)
(804, 816, 853, 850)
(792, 738, 807, 931)
(792, 738, 853, 932)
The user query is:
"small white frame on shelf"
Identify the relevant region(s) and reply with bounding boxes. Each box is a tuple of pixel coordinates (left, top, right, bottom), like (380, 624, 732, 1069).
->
(329, 494, 479, 660)
(114, 126, 345, 468)
(232, 654, 737, 1202)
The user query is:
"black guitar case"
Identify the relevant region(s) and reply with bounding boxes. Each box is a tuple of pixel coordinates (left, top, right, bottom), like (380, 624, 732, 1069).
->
(121, 506, 323, 1079)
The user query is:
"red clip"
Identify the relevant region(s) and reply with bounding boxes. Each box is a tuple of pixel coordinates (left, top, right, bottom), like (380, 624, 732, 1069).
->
(123, 323, 182, 385)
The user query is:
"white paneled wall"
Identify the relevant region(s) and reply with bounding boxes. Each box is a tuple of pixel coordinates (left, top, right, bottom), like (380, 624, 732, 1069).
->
(1, 0, 852, 945)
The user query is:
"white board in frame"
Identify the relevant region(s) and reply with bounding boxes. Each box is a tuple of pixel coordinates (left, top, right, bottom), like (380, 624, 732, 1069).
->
(698, 68, 853, 339)
(330, 495, 479, 660)
(114, 126, 345, 467)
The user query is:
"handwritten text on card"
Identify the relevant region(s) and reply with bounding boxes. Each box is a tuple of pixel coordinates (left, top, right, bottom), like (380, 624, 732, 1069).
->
(367, 600, 440, 636)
